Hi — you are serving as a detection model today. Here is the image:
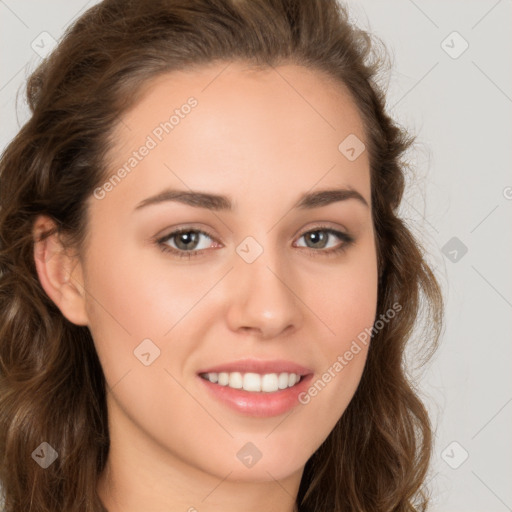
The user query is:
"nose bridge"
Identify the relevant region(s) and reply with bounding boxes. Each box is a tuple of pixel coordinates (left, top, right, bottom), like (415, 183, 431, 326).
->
(226, 233, 303, 338)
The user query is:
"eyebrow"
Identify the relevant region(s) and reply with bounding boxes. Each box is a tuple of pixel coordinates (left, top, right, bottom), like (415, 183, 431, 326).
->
(133, 187, 369, 212)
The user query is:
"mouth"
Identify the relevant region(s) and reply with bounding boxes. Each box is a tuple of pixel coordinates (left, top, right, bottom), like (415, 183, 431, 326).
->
(199, 371, 307, 393)
(197, 370, 315, 417)
(195, 359, 314, 416)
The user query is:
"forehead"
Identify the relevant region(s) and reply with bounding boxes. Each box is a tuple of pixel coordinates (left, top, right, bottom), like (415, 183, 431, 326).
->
(115, 61, 367, 146)
(98, 62, 370, 215)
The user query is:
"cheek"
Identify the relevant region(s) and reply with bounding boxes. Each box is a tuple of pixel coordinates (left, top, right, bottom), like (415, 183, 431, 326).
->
(308, 245, 379, 351)
(79, 236, 173, 387)
(300, 241, 378, 398)
(83, 236, 183, 337)
(81, 235, 224, 391)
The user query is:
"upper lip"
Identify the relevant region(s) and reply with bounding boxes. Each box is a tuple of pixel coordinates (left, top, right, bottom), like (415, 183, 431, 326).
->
(197, 358, 313, 376)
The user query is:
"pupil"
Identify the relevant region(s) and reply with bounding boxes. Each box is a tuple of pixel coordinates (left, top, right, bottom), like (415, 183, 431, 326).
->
(308, 231, 326, 248)
(177, 231, 198, 250)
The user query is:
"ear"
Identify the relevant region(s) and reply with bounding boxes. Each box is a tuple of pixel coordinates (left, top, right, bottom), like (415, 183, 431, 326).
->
(32, 215, 89, 326)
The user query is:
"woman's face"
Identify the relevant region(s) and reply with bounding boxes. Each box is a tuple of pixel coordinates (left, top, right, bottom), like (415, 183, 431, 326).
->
(77, 62, 378, 485)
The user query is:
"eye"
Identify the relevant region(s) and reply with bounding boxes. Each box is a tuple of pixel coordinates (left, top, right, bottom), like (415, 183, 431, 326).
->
(294, 225, 354, 256)
(157, 228, 217, 258)
(155, 224, 354, 259)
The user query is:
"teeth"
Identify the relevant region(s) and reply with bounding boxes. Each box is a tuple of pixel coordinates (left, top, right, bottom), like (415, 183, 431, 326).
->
(202, 372, 302, 392)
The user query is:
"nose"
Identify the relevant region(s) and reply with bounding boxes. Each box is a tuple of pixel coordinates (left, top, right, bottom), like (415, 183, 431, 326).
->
(225, 251, 304, 340)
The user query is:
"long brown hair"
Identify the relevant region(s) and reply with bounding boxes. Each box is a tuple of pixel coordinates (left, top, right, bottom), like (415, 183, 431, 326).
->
(0, 0, 443, 510)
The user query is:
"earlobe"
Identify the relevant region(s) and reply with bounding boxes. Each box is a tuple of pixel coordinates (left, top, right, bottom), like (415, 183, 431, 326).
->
(32, 215, 89, 326)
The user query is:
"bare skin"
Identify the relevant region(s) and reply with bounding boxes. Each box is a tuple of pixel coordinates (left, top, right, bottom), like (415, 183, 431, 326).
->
(33, 62, 378, 512)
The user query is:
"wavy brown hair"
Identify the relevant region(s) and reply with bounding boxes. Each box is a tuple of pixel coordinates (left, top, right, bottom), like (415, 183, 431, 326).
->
(0, 0, 443, 511)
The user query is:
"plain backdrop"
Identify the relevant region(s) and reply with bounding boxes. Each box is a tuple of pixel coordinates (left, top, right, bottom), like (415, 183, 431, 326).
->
(1, 1, 511, 511)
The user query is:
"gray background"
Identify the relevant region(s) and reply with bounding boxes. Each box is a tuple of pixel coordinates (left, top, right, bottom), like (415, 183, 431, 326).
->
(1, 1, 511, 511)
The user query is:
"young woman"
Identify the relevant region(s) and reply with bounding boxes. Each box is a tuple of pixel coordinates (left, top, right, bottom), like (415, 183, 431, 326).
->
(0, 0, 443, 511)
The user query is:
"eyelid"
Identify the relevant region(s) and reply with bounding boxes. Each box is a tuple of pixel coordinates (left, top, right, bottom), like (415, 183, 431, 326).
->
(155, 220, 348, 242)
(155, 225, 219, 251)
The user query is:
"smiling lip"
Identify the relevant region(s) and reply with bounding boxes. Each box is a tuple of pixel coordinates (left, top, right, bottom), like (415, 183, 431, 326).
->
(196, 358, 314, 418)
(197, 358, 313, 376)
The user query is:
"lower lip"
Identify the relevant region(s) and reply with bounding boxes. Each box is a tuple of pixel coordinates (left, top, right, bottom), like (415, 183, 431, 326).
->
(197, 374, 314, 418)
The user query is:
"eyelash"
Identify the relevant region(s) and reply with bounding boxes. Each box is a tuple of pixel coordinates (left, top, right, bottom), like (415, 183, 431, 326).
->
(155, 224, 354, 260)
